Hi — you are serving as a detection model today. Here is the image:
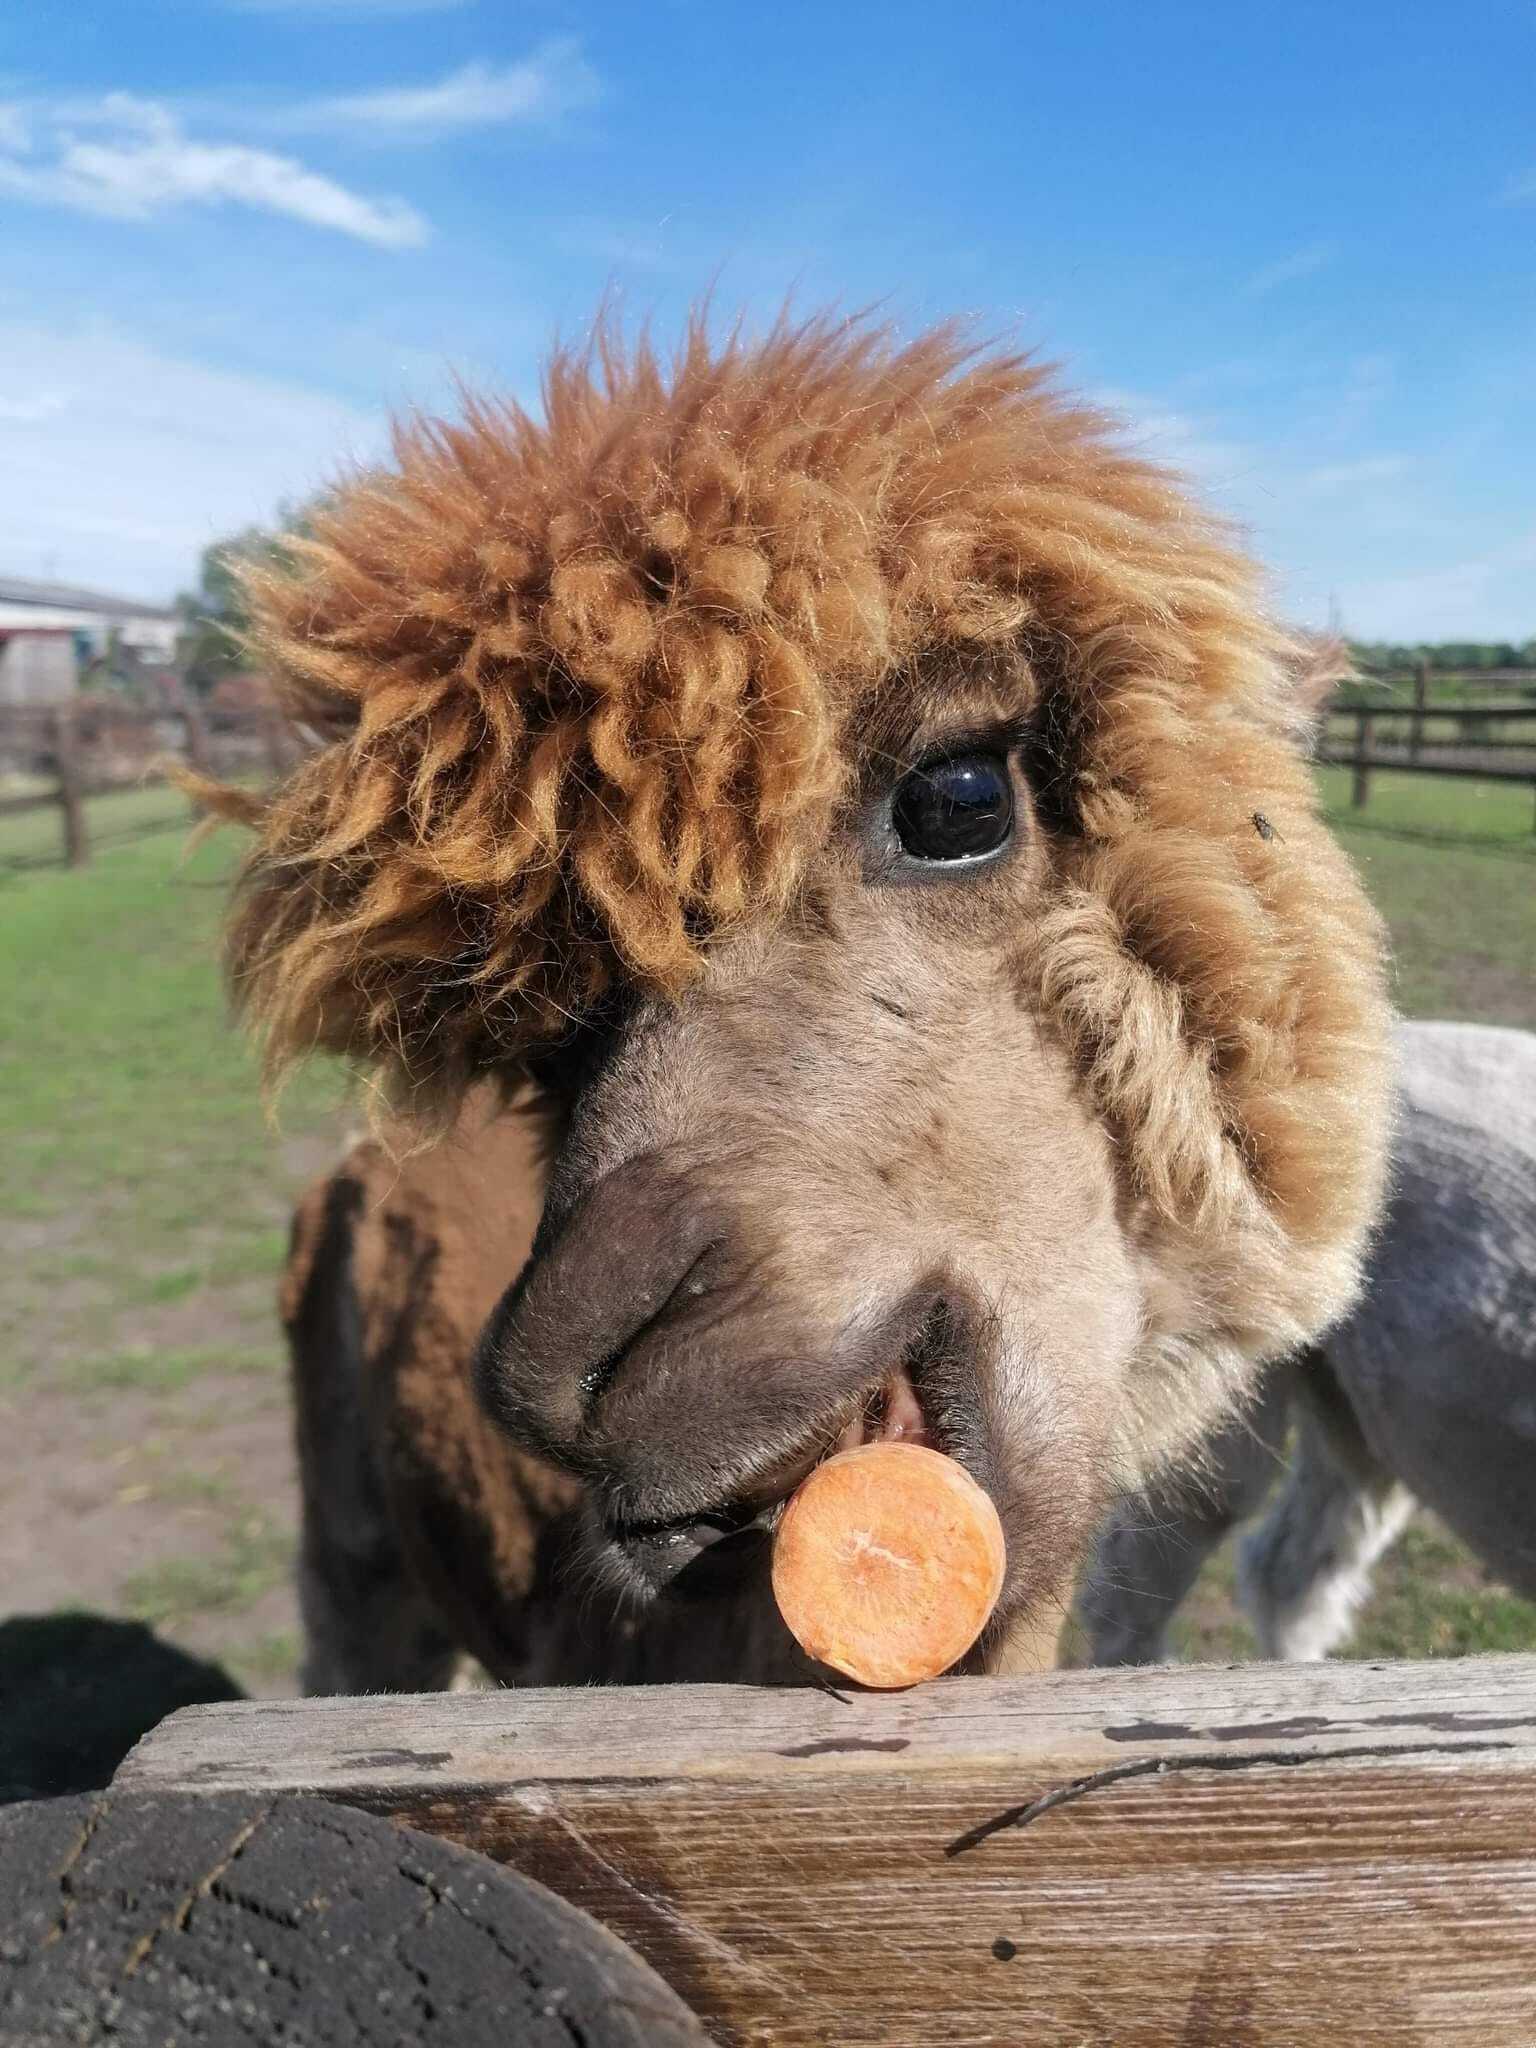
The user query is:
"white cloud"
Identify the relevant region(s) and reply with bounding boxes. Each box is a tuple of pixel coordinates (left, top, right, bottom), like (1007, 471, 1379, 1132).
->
(1244, 242, 1338, 296)
(1091, 383, 1496, 634)
(0, 319, 384, 599)
(285, 43, 599, 140)
(1094, 386, 1255, 486)
(0, 93, 426, 247)
(0, 389, 69, 424)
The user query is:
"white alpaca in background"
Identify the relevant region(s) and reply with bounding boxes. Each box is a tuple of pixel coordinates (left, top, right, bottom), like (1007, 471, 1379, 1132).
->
(1083, 1020, 1536, 1664)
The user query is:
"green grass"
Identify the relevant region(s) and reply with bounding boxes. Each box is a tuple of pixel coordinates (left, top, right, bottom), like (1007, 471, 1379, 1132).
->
(1349, 1523, 1536, 1658)
(224, 1630, 303, 1693)
(138, 1267, 205, 1305)
(1316, 762, 1536, 848)
(0, 782, 193, 869)
(1317, 768, 1536, 1028)
(61, 1341, 282, 1394)
(145, 1465, 240, 1509)
(1171, 1518, 1536, 1666)
(1, 797, 346, 1694)
(0, 810, 346, 1384)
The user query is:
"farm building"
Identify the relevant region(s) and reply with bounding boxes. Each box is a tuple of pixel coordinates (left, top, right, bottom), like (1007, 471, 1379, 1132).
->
(0, 575, 180, 706)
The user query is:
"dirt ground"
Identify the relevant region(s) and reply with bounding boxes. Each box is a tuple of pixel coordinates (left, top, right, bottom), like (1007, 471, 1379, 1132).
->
(4, 1125, 341, 1697)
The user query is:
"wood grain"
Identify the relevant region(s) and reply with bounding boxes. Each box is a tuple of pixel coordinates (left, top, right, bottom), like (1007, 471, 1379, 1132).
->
(120, 1657, 1536, 2047)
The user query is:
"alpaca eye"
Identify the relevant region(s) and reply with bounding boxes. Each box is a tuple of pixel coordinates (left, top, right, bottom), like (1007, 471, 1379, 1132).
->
(891, 753, 1014, 863)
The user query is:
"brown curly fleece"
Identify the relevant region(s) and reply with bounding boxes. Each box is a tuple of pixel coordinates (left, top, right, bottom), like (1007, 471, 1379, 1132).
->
(200, 311, 1389, 1258)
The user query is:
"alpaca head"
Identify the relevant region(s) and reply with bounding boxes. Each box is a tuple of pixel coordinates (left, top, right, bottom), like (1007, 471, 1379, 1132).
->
(216, 312, 1392, 1658)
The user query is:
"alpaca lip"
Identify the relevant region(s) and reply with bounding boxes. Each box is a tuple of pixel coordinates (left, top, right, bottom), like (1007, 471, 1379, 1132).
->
(612, 1509, 773, 1603)
(733, 1364, 938, 1510)
(601, 1366, 939, 1599)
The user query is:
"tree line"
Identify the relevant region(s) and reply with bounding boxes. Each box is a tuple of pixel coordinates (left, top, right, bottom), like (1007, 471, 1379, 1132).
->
(1350, 641, 1536, 675)
(176, 524, 305, 696)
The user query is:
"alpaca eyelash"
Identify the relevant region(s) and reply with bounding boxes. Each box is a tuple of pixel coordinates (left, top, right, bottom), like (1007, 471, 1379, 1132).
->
(865, 717, 1034, 788)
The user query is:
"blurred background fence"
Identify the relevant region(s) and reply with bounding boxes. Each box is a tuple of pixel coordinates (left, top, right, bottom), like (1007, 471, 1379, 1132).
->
(1317, 665, 1536, 828)
(0, 701, 299, 874)
(6, 661, 1533, 880)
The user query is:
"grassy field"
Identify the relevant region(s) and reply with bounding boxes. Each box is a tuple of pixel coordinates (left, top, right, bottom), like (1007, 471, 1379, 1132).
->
(1, 770, 1533, 1702)
(1315, 765, 1535, 1024)
(1, 790, 347, 1695)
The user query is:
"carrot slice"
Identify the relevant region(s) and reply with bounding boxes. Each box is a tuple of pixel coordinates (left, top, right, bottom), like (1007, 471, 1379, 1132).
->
(772, 1441, 1007, 1688)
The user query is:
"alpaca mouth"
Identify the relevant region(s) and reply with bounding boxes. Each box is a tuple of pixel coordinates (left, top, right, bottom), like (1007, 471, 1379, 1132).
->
(600, 1363, 940, 1602)
(838, 1365, 933, 1452)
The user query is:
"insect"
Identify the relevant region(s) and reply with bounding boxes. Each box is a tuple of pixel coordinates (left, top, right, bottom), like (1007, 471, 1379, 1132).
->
(1251, 811, 1284, 843)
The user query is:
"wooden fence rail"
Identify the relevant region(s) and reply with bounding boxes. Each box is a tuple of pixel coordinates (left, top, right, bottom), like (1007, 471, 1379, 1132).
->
(121, 1655, 1536, 2047)
(0, 702, 290, 871)
(6, 674, 1535, 870)
(1315, 699, 1536, 827)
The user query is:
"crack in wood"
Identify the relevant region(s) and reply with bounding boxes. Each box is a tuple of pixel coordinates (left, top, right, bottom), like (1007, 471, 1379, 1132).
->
(343, 1748, 454, 1770)
(776, 1737, 910, 1759)
(944, 1736, 1518, 1857)
(40, 1791, 112, 1950)
(535, 1801, 798, 2008)
(1104, 1708, 1536, 1745)
(120, 1800, 276, 1978)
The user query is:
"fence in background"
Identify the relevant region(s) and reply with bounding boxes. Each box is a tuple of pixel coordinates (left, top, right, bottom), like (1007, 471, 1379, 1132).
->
(1318, 665, 1536, 829)
(7, 665, 1536, 873)
(0, 700, 297, 873)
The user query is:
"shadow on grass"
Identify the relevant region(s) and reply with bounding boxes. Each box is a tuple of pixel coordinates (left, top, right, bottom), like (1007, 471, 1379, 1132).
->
(0, 1612, 242, 1804)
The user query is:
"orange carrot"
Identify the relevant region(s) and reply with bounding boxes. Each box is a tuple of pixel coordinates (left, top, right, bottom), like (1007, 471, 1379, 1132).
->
(772, 1441, 1006, 1689)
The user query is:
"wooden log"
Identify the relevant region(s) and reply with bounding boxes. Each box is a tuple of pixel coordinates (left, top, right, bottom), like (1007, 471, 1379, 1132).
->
(120, 1656, 1536, 2047)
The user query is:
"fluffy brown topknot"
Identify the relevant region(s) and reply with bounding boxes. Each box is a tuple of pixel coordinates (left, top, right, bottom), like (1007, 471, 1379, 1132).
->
(206, 310, 1387, 1253)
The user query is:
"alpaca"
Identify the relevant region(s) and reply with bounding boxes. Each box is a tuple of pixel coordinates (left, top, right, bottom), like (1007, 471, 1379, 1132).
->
(198, 312, 1393, 1692)
(1081, 1019, 1536, 1666)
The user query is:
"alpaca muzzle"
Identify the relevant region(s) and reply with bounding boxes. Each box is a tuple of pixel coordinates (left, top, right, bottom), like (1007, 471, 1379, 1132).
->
(474, 1152, 995, 1598)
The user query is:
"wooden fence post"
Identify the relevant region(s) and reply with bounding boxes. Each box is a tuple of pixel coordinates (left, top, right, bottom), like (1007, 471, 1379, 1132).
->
(1351, 708, 1374, 809)
(261, 707, 290, 780)
(181, 696, 212, 777)
(1410, 658, 1430, 762)
(53, 704, 89, 867)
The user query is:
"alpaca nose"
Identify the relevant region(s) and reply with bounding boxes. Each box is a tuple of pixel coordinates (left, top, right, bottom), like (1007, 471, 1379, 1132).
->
(475, 1150, 948, 1533)
(475, 1152, 728, 1470)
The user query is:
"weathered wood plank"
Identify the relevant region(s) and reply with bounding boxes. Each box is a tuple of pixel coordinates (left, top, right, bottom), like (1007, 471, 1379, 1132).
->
(120, 1657, 1536, 2047)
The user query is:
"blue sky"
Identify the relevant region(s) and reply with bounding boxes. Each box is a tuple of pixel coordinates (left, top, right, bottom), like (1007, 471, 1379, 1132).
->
(1, 1, 1531, 638)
